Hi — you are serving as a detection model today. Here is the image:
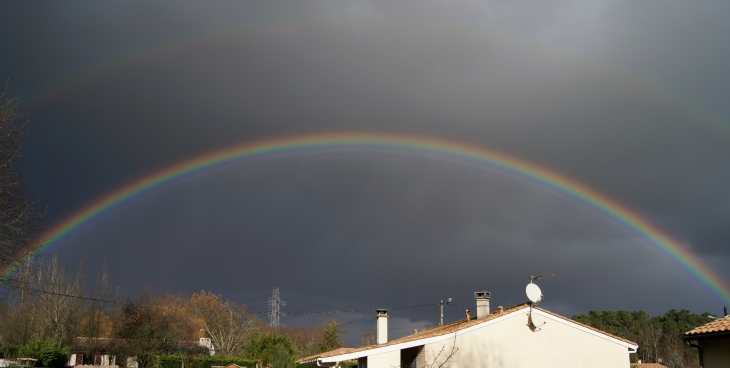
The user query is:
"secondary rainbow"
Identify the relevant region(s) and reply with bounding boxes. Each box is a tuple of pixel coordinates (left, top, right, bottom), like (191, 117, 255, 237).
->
(19, 17, 730, 136)
(8, 132, 730, 304)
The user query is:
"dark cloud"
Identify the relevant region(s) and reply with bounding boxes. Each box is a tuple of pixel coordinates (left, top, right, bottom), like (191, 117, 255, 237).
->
(2, 0, 729, 344)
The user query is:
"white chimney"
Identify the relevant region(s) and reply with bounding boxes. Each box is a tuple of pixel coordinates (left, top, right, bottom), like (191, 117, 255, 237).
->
(376, 309, 389, 344)
(474, 291, 490, 319)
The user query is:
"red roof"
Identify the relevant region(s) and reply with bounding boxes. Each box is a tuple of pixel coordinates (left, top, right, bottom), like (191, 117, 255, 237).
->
(684, 315, 730, 337)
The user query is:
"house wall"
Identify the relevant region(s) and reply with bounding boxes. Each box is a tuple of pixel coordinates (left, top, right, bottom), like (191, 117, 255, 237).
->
(423, 311, 631, 368)
(366, 350, 399, 368)
(702, 337, 730, 368)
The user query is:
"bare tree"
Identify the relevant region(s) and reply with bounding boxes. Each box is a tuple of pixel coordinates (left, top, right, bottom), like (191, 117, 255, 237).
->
(1, 257, 41, 345)
(34, 256, 85, 344)
(191, 290, 257, 357)
(0, 255, 84, 346)
(635, 318, 663, 363)
(422, 334, 458, 368)
(114, 289, 197, 368)
(81, 264, 113, 338)
(359, 331, 376, 347)
(397, 333, 458, 368)
(0, 86, 43, 272)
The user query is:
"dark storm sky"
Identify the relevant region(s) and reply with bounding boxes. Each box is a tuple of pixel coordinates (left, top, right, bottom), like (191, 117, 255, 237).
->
(2, 1, 730, 344)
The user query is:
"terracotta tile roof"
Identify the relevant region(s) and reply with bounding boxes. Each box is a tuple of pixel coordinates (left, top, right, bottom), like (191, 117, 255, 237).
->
(684, 315, 730, 337)
(301, 302, 636, 363)
(314, 303, 532, 360)
(630, 363, 668, 368)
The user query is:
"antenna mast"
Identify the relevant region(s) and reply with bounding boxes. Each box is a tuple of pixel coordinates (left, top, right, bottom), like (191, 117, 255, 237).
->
(439, 298, 452, 326)
(268, 287, 286, 327)
(530, 273, 554, 283)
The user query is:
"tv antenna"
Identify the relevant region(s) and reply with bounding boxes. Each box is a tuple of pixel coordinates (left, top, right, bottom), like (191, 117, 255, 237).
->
(530, 273, 554, 283)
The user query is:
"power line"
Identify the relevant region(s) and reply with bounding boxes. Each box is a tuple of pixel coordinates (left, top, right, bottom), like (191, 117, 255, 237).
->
(446, 302, 470, 310)
(250, 302, 438, 315)
(5, 284, 123, 304)
(0, 283, 441, 317)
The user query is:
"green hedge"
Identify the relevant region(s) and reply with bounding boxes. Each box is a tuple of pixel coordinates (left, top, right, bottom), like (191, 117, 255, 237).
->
(157, 355, 258, 368)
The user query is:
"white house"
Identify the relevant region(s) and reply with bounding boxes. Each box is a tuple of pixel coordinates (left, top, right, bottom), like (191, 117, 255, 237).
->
(300, 292, 637, 368)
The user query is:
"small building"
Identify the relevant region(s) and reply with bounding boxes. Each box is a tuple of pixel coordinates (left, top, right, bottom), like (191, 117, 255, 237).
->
(69, 337, 208, 368)
(70, 337, 120, 367)
(684, 314, 730, 368)
(300, 292, 637, 368)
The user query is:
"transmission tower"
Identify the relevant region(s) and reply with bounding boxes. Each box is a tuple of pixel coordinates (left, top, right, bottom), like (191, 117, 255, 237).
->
(268, 287, 286, 327)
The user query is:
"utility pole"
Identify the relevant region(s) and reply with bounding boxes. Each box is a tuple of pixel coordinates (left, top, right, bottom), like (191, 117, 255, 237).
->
(439, 298, 452, 326)
(268, 287, 286, 327)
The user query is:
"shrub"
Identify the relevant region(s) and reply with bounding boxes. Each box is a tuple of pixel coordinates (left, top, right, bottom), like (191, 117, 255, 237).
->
(18, 338, 70, 368)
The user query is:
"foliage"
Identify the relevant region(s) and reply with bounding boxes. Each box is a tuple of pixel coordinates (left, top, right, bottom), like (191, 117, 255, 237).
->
(17, 337, 70, 368)
(267, 344, 293, 368)
(317, 320, 345, 353)
(279, 320, 346, 359)
(244, 333, 295, 365)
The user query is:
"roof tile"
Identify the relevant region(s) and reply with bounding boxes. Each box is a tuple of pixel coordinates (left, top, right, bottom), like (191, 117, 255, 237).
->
(684, 315, 730, 336)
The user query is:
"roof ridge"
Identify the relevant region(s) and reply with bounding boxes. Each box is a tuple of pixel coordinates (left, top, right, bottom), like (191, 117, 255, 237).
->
(302, 302, 638, 363)
(534, 306, 637, 345)
(311, 302, 531, 360)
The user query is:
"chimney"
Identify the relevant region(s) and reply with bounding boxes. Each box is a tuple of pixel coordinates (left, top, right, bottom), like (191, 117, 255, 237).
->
(474, 291, 491, 319)
(376, 309, 388, 345)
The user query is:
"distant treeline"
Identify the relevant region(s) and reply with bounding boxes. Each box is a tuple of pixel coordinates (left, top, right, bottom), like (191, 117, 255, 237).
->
(0, 255, 346, 368)
(572, 309, 715, 368)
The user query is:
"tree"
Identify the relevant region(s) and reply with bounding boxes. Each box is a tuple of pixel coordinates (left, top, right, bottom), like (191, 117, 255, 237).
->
(280, 326, 320, 359)
(359, 331, 376, 347)
(80, 265, 112, 338)
(267, 343, 293, 368)
(0, 87, 42, 272)
(0, 255, 84, 347)
(244, 333, 295, 365)
(114, 290, 198, 368)
(317, 320, 345, 353)
(191, 290, 257, 357)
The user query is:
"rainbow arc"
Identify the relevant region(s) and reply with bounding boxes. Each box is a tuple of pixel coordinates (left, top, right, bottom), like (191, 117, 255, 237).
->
(9, 132, 729, 304)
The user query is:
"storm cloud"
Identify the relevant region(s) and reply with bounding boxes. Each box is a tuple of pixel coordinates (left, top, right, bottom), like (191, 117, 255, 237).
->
(2, 0, 729, 343)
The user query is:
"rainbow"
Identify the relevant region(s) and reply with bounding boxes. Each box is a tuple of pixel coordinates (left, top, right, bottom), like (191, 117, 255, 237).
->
(8, 132, 730, 304)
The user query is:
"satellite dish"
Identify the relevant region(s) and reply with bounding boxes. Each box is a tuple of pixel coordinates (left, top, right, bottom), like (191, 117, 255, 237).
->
(526, 283, 542, 304)
(530, 311, 542, 328)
